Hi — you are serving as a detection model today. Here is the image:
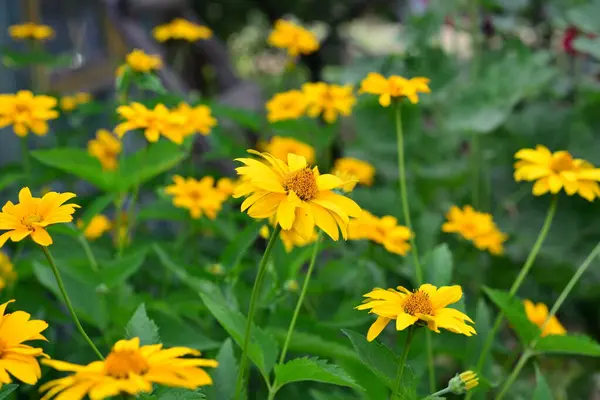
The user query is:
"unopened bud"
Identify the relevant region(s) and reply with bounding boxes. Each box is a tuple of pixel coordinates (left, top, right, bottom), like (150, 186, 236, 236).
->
(448, 370, 478, 394)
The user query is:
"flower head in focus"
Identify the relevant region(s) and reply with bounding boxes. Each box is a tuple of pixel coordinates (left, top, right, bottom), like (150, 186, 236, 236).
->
(349, 211, 412, 256)
(77, 215, 112, 241)
(266, 90, 308, 123)
(0, 188, 79, 247)
(9, 22, 54, 41)
(88, 129, 122, 171)
(115, 103, 186, 143)
(234, 150, 361, 241)
(0, 91, 58, 137)
(442, 205, 507, 255)
(302, 82, 355, 123)
(359, 72, 430, 106)
(514, 145, 600, 201)
(0, 300, 49, 387)
(268, 19, 319, 57)
(356, 284, 476, 341)
(332, 157, 375, 187)
(448, 371, 479, 394)
(262, 136, 315, 164)
(40, 337, 218, 400)
(524, 300, 566, 337)
(165, 176, 227, 219)
(153, 18, 213, 42)
(0, 252, 17, 292)
(174, 102, 217, 137)
(125, 49, 162, 73)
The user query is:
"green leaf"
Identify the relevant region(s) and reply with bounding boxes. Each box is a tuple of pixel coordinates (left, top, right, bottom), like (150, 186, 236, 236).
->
(153, 243, 192, 282)
(220, 222, 261, 272)
(197, 281, 279, 380)
(573, 37, 600, 60)
(467, 299, 492, 374)
(424, 243, 453, 287)
(532, 364, 554, 400)
(100, 249, 148, 288)
(210, 103, 262, 131)
(153, 387, 205, 400)
(116, 65, 132, 94)
(342, 329, 398, 390)
(274, 358, 363, 391)
(268, 328, 360, 364)
(533, 334, 600, 356)
(482, 287, 539, 344)
(138, 199, 189, 222)
(1, 48, 72, 67)
(205, 339, 238, 400)
(78, 194, 117, 230)
(125, 303, 160, 345)
(134, 73, 167, 95)
(0, 384, 18, 400)
(0, 171, 26, 191)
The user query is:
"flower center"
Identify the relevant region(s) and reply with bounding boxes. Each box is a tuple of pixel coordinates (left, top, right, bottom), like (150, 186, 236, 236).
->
(550, 153, 574, 173)
(403, 290, 434, 316)
(188, 190, 202, 201)
(22, 214, 42, 230)
(104, 349, 150, 379)
(283, 168, 317, 201)
(14, 103, 30, 114)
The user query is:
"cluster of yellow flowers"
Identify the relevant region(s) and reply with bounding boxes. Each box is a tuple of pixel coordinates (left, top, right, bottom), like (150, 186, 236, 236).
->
(165, 176, 234, 219)
(0, 91, 58, 137)
(124, 49, 163, 73)
(349, 210, 413, 256)
(153, 18, 213, 42)
(9, 22, 54, 41)
(442, 205, 508, 255)
(88, 129, 122, 171)
(59, 92, 91, 113)
(115, 102, 216, 144)
(0, 252, 16, 291)
(268, 19, 319, 57)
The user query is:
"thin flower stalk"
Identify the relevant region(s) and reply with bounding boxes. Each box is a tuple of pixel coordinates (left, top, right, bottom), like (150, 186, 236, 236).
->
(393, 326, 416, 400)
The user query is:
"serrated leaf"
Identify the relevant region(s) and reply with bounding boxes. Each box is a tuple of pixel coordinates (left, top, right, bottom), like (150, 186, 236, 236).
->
(153, 387, 205, 400)
(482, 287, 539, 344)
(533, 334, 600, 356)
(125, 303, 160, 345)
(424, 243, 453, 286)
(274, 357, 363, 391)
(0, 384, 18, 400)
(100, 248, 147, 288)
(533, 364, 554, 400)
(205, 339, 238, 400)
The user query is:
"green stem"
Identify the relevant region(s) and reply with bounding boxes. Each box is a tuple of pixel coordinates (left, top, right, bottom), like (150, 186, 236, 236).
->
(78, 234, 99, 272)
(425, 330, 435, 391)
(393, 326, 416, 400)
(422, 387, 451, 400)
(494, 350, 532, 400)
(234, 225, 282, 400)
(39, 245, 104, 360)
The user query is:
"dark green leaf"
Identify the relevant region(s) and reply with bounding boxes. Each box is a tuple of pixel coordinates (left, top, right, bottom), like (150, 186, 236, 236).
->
(138, 199, 189, 222)
(205, 339, 238, 400)
(78, 194, 117, 231)
(153, 387, 205, 400)
(532, 364, 554, 400)
(424, 243, 453, 287)
(125, 303, 160, 345)
(274, 358, 363, 391)
(533, 334, 600, 356)
(211, 103, 262, 131)
(116, 65, 133, 94)
(1, 48, 72, 67)
(573, 37, 600, 60)
(153, 243, 192, 282)
(482, 287, 539, 344)
(268, 328, 360, 364)
(0, 171, 26, 191)
(0, 384, 18, 400)
(220, 222, 261, 272)
(100, 249, 148, 288)
(135, 73, 167, 95)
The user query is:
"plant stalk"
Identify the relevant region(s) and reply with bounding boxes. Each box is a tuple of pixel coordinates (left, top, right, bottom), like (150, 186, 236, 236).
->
(393, 326, 416, 400)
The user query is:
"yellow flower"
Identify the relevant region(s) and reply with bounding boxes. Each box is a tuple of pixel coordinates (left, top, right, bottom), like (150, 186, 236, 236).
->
(0, 91, 58, 137)
(75, 92, 91, 104)
(216, 178, 237, 197)
(0, 300, 49, 387)
(302, 82, 355, 123)
(266, 90, 308, 122)
(262, 136, 315, 164)
(359, 72, 431, 106)
(268, 19, 319, 57)
(0, 188, 79, 247)
(449, 371, 479, 394)
(349, 211, 412, 256)
(40, 337, 218, 400)
(523, 300, 566, 337)
(442, 205, 507, 255)
(125, 49, 162, 73)
(60, 92, 90, 113)
(284, 279, 299, 292)
(332, 157, 375, 186)
(0, 252, 17, 291)
(234, 151, 361, 241)
(174, 102, 217, 136)
(9, 22, 54, 41)
(332, 170, 358, 193)
(77, 215, 112, 241)
(88, 129, 122, 171)
(153, 18, 213, 42)
(356, 284, 476, 341)
(165, 176, 226, 219)
(115, 103, 186, 143)
(514, 145, 600, 201)
(206, 263, 225, 276)
(261, 219, 318, 252)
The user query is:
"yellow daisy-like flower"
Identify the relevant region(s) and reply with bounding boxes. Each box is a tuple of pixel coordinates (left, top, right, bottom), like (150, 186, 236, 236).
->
(514, 145, 600, 201)
(115, 103, 186, 143)
(262, 136, 315, 164)
(165, 176, 227, 219)
(260, 219, 318, 253)
(0, 188, 79, 248)
(9, 22, 54, 41)
(125, 49, 163, 73)
(60, 92, 91, 113)
(0, 300, 49, 387)
(359, 72, 431, 106)
(266, 90, 308, 122)
(442, 205, 507, 255)
(153, 18, 213, 42)
(0, 91, 59, 137)
(88, 129, 122, 171)
(268, 19, 319, 57)
(332, 157, 375, 186)
(348, 211, 412, 256)
(174, 102, 217, 137)
(40, 337, 218, 400)
(216, 178, 238, 198)
(302, 82, 356, 123)
(523, 300, 566, 337)
(77, 215, 112, 241)
(234, 150, 361, 241)
(356, 284, 476, 341)
(0, 252, 17, 292)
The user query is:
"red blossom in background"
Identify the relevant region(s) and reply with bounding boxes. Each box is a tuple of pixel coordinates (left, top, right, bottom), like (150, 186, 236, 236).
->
(562, 26, 579, 55)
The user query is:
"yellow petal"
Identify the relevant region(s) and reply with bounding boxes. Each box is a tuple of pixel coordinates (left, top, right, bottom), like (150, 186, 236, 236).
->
(366, 316, 391, 342)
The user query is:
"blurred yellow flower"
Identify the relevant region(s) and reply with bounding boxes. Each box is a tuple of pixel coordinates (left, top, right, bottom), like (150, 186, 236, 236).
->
(234, 150, 360, 241)
(356, 284, 476, 341)
(60, 92, 91, 113)
(262, 136, 315, 164)
(175, 102, 217, 137)
(523, 300, 566, 337)
(77, 215, 112, 240)
(284, 279, 300, 292)
(260, 219, 318, 252)
(9, 22, 54, 41)
(332, 157, 375, 187)
(349, 211, 412, 256)
(153, 18, 213, 42)
(0, 91, 58, 137)
(266, 90, 308, 122)
(268, 19, 319, 57)
(0, 188, 79, 247)
(0, 300, 49, 387)
(359, 72, 431, 106)
(115, 103, 186, 143)
(442, 205, 507, 255)
(216, 177, 237, 197)
(302, 82, 355, 123)
(40, 337, 218, 400)
(206, 263, 225, 276)
(514, 145, 600, 201)
(88, 129, 122, 171)
(125, 49, 162, 73)
(165, 176, 227, 219)
(0, 252, 16, 292)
